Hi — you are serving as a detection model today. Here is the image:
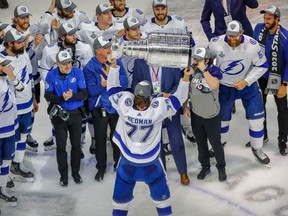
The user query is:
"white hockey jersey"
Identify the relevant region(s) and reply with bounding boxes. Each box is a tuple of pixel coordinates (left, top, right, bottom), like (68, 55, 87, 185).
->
(76, 21, 118, 48)
(107, 67, 189, 164)
(112, 7, 147, 30)
(0, 77, 18, 138)
(1, 51, 33, 115)
(38, 41, 93, 81)
(208, 35, 268, 87)
(40, 10, 89, 45)
(142, 15, 189, 34)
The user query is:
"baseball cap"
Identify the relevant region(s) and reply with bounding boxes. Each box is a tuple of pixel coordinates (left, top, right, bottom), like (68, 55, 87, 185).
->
(0, 54, 11, 66)
(4, 29, 26, 43)
(56, 50, 73, 64)
(260, 5, 281, 18)
(153, 0, 167, 7)
(193, 48, 210, 60)
(14, 5, 32, 18)
(123, 17, 141, 29)
(93, 36, 112, 50)
(96, 3, 114, 15)
(0, 22, 8, 30)
(58, 22, 77, 37)
(226, 20, 243, 37)
(134, 80, 151, 98)
(56, 0, 77, 12)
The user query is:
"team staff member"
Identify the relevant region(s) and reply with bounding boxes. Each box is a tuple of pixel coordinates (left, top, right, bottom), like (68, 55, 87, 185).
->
(253, 5, 288, 155)
(184, 48, 226, 181)
(83, 36, 128, 181)
(44, 51, 87, 187)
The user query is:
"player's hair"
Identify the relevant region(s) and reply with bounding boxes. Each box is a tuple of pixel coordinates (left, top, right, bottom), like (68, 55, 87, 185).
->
(133, 95, 150, 110)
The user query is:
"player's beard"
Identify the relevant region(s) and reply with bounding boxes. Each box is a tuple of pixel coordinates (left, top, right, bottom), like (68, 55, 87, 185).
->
(265, 20, 276, 30)
(11, 46, 24, 55)
(155, 12, 167, 22)
(58, 10, 74, 19)
(64, 37, 76, 47)
(17, 21, 30, 31)
(227, 37, 241, 48)
(114, 4, 125, 12)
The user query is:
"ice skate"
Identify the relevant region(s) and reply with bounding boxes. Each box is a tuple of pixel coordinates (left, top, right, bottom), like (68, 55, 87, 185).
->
(0, 187, 17, 207)
(10, 162, 34, 182)
(26, 134, 39, 152)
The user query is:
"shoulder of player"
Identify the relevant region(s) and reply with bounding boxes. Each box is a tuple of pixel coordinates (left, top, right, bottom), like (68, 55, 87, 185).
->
(170, 15, 185, 23)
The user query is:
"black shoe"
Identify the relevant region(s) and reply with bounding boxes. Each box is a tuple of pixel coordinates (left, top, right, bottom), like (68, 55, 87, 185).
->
(59, 177, 68, 187)
(89, 137, 96, 155)
(252, 148, 270, 165)
(72, 173, 83, 184)
(197, 167, 211, 180)
(279, 140, 288, 156)
(0, 0, 9, 9)
(6, 179, 14, 189)
(209, 142, 226, 158)
(218, 168, 227, 181)
(95, 169, 105, 182)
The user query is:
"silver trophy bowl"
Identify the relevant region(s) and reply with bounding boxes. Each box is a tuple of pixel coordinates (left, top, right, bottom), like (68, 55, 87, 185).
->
(112, 32, 193, 68)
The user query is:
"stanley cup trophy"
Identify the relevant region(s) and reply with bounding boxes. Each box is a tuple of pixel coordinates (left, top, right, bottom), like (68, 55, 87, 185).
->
(111, 32, 194, 68)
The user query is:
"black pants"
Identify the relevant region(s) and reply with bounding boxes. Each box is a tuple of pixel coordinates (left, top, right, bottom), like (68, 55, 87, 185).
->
(258, 78, 288, 142)
(91, 108, 120, 171)
(52, 112, 82, 179)
(191, 111, 226, 169)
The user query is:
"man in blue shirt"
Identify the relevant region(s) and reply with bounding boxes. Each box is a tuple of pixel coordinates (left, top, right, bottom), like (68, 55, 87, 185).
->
(83, 36, 128, 181)
(45, 50, 87, 187)
(253, 5, 288, 156)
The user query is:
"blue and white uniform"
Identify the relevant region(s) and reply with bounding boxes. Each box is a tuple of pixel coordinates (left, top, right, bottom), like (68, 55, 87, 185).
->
(209, 34, 268, 149)
(107, 66, 189, 216)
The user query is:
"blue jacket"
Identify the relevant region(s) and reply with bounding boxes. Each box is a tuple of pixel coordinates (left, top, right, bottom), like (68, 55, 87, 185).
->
(45, 67, 86, 111)
(131, 59, 182, 94)
(254, 23, 288, 82)
(201, 0, 258, 40)
(83, 57, 128, 113)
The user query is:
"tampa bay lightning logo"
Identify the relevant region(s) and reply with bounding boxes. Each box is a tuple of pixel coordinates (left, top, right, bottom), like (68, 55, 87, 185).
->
(151, 100, 159, 108)
(212, 36, 219, 42)
(220, 59, 245, 75)
(0, 90, 13, 113)
(20, 66, 29, 84)
(125, 98, 132, 106)
(70, 77, 76, 83)
(250, 38, 257, 45)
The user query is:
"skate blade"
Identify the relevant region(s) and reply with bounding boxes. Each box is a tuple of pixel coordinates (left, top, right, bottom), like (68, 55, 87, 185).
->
(254, 158, 270, 168)
(0, 200, 17, 207)
(26, 146, 38, 152)
(44, 146, 56, 151)
(9, 174, 34, 183)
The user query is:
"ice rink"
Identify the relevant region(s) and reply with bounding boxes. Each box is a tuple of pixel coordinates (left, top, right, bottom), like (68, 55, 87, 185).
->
(1, 0, 288, 215)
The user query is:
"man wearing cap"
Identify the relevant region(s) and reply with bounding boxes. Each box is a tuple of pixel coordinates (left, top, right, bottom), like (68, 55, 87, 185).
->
(77, 3, 118, 48)
(209, 20, 270, 165)
(39, 22, 93, 151)
(132, 57, 190, 185)
(253, 5, 288, 156)
(109, 0, 147, 31)
(40, 0, 89, 45)
(8, 5, 48, 153)
(0, 54, 23, 205)
(107, 57, 191, 216)
(119, 16, 147, 91)
(1, 29, 38, 182)
(83, 36, 128, 181)
(183, 48, 226, 181)
(44, 50, 87, 186)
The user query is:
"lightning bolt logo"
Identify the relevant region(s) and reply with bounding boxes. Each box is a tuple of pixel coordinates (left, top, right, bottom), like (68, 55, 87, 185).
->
(221, 60, 245, 75)
(20, 66, 28, 84)
(0, 90, 13, 113)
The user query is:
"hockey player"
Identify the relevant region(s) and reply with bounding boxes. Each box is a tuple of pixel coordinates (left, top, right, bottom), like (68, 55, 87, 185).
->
(252, 6, 288, 155)
(9, 5, 48, 152)
(40, 0, 89, 45)
(77, 3, 118, 48)
(39, 22, 93, 151)
(0, 54, 23, 206)
(107, 58, 192, 216)
(1, 29, 38, 182)
(208, 20, 270, 165)
(109, 0, 146, 33)
(0, 22, 8, 45)
(44, 51, 87, 187)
